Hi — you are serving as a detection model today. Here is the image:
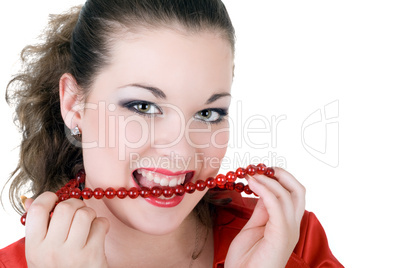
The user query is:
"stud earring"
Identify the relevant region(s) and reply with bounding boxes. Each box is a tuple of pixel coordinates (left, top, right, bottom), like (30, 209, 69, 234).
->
(71, 125, 81, 137)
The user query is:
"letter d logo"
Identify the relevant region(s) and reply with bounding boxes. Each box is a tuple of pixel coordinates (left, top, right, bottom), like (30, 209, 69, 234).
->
(301, 100, 339, 167)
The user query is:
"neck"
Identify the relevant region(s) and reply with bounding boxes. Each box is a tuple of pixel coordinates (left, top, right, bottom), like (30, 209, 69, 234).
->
(107, 215, 196, 267)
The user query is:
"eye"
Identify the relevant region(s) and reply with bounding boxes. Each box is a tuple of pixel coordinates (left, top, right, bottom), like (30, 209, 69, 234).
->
(122, 100, 162, 116)
(194, 108, 228, 124)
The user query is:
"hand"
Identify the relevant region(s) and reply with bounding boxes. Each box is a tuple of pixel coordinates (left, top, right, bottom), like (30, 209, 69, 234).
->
(24, 192, 110, 268)
(225, 167, 306, 268)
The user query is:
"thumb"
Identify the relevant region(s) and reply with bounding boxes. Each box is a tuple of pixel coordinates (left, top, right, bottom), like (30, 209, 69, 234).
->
(21, 196, 34, 212)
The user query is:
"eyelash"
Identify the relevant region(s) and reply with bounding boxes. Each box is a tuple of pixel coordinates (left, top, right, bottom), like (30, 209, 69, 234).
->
(122, 100, 162, 118)
(121, 100, 228, 124)
(195, 108, 228, 125)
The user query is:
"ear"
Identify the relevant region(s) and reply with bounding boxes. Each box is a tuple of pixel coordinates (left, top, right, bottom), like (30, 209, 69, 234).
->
(59, 73, 84, 130)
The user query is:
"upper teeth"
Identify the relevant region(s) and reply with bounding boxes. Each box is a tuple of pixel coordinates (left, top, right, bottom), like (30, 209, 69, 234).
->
(138, 169, 186, 187)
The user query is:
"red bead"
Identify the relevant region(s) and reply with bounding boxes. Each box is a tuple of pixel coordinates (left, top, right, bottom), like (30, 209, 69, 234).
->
(234, 182, 244, 193)
(215, 174, 227, 186)
(59, 193, 70, 202)
(66, 180, 77, 188)
(205, 177, 216, 189)
(163, 187, 174, 198)
(151, 186, 162, 197)
(105, 187, 116, 199)
(236, 168, 247, 178)
(20, 213, 27, 226)
(256, 163, 267, 175)
(174, 185, 185, 196)
(60, 187, 69, 195)
(76, 169, 86, 184)
(195, 180, 206, 191)
(70, 188, 81, 199)
(225, 182, 235, 191)
(117, 187, 128, 199)
(71, 179, 79, 188)
(140, 187, 151, 198)
(93, 188, 105, 199)
(264, 167, 275, 178)
(243, 185, 253, 195)
(246, 165, 257, 176)
(217, 184, 226, 189)
(128, 187, 139, 199)
(81, 188, 93, 199)
(184, 182, 196, 193)
(225, 171, 237, 183)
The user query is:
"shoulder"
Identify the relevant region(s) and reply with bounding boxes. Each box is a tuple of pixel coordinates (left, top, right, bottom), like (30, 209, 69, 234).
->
(212, 191, 344, 268)
(0, 238, 27, 268)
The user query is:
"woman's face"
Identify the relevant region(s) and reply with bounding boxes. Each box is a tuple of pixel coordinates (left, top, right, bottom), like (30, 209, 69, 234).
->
(80, 27, 233, 235)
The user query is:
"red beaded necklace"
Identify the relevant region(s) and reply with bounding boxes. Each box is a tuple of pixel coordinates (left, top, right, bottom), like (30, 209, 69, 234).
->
(20, 163, 276, 225)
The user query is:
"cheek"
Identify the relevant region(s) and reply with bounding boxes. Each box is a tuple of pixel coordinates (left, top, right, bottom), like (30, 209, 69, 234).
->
(212, 126, 230, 149)
(186, 121, 230, 150)
(193, 122, 230, 176)
(81, 108, 151, 187)
(118, 115, 150, 146)
(206, 122, 230, 159)
(81, 105, 101, 143)
(83, 108, 150, 153)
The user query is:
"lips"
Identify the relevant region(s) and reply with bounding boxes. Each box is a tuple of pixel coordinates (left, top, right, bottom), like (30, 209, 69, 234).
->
(133, 168, 195, 189)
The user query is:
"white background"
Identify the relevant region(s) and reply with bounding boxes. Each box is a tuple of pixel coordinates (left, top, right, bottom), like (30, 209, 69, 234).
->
(1, 1, 401, 267)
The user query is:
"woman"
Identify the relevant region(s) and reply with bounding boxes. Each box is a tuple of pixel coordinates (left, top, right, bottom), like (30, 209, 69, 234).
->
(0, 0, 343, 267)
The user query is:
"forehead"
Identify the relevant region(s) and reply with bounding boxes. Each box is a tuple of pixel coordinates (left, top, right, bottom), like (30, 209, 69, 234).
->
(94, 27, 234, 102)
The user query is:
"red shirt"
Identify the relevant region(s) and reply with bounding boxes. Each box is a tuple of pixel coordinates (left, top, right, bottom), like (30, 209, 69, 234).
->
(0, 193, 343, 267)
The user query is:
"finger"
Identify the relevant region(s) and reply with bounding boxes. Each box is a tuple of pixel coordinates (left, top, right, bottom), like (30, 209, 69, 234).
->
(86, 217, 109, 249)
(243, 177, 287, 232)
(242, 197, 269, 229)
(23, 197, 34, 212)
(231, 198, 268, 254)
(66, 207, 97, 248)
(25, 192, 58, 246)
(273, 167, 306, 223)
(46, 198, 86, 244)
(247, 174, 296, 222)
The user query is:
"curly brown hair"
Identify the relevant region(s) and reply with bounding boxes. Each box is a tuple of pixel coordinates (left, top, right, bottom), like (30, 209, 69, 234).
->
(3, 0, 235, 225)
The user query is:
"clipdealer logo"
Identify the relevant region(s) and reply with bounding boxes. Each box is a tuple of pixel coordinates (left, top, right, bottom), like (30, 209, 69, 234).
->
(301, 100, 339, 168)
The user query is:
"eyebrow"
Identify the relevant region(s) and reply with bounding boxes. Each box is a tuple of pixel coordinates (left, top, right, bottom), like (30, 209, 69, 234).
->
(120, 83, 231, 104)
(205, 93, 232, 104)
(121, 83, 167, 99)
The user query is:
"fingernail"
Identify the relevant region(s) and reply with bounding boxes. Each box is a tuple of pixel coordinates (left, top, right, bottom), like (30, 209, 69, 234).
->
(245, 174, 252, 180)
(20, 195, 27, 210)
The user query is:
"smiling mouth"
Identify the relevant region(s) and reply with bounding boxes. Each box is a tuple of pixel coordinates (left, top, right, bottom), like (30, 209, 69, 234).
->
(132, 169, 195, 189)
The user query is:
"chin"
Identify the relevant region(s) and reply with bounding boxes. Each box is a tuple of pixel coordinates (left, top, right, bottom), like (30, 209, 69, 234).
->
(104, 197, 197, 236)
(121, 210, 188, 235)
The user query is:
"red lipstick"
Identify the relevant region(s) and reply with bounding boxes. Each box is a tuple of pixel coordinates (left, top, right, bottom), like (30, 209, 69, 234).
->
(144, 195, 185, 208)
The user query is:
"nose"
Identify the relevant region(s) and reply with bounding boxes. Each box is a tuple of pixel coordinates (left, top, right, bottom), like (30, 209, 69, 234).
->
(150, 107, 196, 166)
